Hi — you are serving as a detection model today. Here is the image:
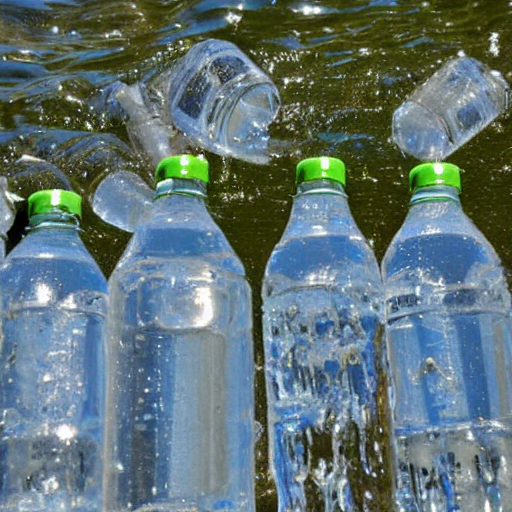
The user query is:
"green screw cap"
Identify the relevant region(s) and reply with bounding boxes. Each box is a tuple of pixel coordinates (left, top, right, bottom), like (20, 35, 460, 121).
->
(156, 155, 209, 184)
(296, 157, 346, 186)
(409, 162, 461, 192)
(28, 189, 82, 219)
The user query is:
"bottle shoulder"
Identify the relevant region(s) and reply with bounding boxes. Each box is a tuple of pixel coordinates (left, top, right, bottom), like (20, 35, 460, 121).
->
(0, 251, 107, 312)
(280, 191, 363, 239)
(0, 227, 106, 303)
(113, 207, 246, 278)
(382, 201, 505, 287)
(264, 232, 381, 297)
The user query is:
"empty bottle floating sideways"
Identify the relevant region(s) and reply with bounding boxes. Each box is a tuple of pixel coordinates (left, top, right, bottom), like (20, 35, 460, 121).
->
(392, 55, 509, 161)
(103, 155, 256, 512)
(0, 190, 107, 512)
(382, 163, 512, 512)
(166, 39, 280, 163)
(100, 39, 280, 165)
(262, 157, 393, 512)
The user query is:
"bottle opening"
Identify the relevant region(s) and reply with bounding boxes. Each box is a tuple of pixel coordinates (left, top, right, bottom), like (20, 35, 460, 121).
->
(220, 83, 280, 158)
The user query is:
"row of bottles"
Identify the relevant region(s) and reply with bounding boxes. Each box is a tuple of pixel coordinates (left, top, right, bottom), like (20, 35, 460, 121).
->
(263, 157, 512, 512)
(0, 155, 511, 512)
(0, 155, 255, 512)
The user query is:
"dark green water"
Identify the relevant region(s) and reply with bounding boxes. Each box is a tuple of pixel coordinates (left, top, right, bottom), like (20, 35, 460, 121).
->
(0, 0, 511, 510)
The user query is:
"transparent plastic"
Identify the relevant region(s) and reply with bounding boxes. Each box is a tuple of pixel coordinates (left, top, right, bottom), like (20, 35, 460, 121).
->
(50, 132, 139, 202)
(382, 185, 512, 512)
(392, 56, 509, 161)
(0, 176, 18, 260)
(0, 211, 107, 512)
(166, 39, 280, 164)
(91, 170, 153, 233)
(106, 82, 187, 169)
(262, 180, 392, 512)
(103, 178, 255, 512)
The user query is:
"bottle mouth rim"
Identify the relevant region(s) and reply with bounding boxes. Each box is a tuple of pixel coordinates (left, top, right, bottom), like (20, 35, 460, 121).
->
(208, 81, 280, 150)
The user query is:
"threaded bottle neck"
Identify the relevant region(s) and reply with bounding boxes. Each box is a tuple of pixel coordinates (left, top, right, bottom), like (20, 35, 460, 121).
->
(410, 185, 461, 206)
(154, 178, 207, 199)
(28, 211, 81, 231)
(296, 179, 347, 197)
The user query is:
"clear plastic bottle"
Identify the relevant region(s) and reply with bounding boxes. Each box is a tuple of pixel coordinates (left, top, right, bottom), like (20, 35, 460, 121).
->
(382, 163, 512, 512)
(0, 190, 107, 512)
(103, 155, 255, 512)
(96, 39, 280, 166)
(50, 132, 140, 202)
(392, 56, 509, 161)
(262, 157, 392, 512)
(102, 81, 187, 169)
(164, 39, 280, 164)
(0, 176, 19, 260)
(91, 170, 153, 234)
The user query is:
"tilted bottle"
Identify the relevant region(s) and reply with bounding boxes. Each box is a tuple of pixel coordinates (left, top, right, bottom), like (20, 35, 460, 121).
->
(262, 157, 392, 512)
(0, 189, 107, 512)
(103, 155, 255, 512)
(392, 56, 509, 162)
(382, 163, 512, 512)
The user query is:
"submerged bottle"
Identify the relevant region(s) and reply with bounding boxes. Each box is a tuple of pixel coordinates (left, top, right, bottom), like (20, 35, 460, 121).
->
(382, 163, 512, 512)
(0, 190, 107, 512)
(262, 157, 392, 512)
(392, 56, 509, 161)
(103, 155, 255, 512)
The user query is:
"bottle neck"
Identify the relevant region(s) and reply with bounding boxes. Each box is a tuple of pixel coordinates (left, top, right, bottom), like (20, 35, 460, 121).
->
(154, 178, 207, 200)
(296, 179, 347, 197)
(410, 185, 461, 206)
(283, 179, 356, 239)
(28, 211, 81, 232)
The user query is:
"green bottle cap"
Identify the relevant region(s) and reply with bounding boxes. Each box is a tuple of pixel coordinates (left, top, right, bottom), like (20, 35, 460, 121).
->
(409, 162, 461, 192)
(28, 189, 82, 219)
(296, 157, 346, 186)
(156, 155, 209, 184)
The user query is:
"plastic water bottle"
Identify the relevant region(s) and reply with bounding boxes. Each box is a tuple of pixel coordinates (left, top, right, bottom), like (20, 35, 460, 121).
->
(262, 157, 392, 512)
(91, 170, 153, 233)
(0, 176, 19, 260)
(51, 133, 140, 202)
(0, 190, 107, 512)
(101, 81, 189, 168)
(382, 163, 512, 512)
(392, 56, 509, 161)
(96, 39, 280, 165)
(7, 155, 72, 200)
(103, 155, 255, 512)
(165, 39, 280, 164)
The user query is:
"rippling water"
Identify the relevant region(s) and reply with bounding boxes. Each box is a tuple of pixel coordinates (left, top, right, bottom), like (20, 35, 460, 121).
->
(0, 0, 511, 510)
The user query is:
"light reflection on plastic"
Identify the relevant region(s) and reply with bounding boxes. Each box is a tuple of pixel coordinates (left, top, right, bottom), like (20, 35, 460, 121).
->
(195, 287, 214, 325)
